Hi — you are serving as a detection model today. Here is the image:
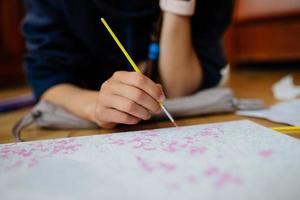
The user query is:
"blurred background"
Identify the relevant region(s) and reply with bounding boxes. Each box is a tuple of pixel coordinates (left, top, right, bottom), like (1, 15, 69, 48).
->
(224, 0, 300, 66)
(0, 0, 300, 95)
(0, 1, 24, 86)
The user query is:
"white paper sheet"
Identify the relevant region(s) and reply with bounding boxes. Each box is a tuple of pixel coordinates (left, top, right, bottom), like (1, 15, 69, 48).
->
(1, 120, 300, 200)
(272, 75, 300, 100)
(236, 100, 300, 126)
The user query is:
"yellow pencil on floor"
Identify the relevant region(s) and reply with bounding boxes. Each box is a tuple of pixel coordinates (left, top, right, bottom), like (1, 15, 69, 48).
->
(100, 18, 178, 127)
(271, 126, 300, 134)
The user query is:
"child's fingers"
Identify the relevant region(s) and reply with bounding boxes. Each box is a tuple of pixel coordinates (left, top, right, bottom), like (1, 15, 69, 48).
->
(112, 71, 165, 102)
(95, 107, 141, 125)
(95, 71, 166, 127)
(105, 82, 161, 114)
(102, 94, 151, 120)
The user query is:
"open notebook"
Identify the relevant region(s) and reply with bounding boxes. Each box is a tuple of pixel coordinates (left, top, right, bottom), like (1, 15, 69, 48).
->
(1, 120, 300, 200)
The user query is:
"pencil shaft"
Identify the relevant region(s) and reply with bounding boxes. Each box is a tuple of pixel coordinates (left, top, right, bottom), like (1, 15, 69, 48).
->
(101, 18, 142, 74)
(272, 127, 300, 131)
(160, 104, 178, 127)
(271, 127, 300, 134)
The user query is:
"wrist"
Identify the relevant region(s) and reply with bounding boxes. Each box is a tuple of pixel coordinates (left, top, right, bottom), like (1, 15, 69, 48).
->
(159, 0, 196, 17)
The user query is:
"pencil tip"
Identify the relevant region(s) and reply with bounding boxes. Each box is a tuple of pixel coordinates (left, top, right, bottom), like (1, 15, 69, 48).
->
(172, 121, 179, 127)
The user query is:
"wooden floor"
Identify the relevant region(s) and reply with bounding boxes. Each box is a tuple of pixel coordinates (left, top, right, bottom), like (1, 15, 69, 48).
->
(0, 67, 300, 144)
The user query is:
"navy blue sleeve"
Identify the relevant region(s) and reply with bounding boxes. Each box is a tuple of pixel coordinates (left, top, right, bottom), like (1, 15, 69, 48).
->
(192, 0, 233, 89)
(22, 0, 91, 100)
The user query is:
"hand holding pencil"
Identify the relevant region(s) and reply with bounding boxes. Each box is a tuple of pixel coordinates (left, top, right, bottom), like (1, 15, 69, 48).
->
(100, 18, 178, 127)
(93, 17, 177, 129)
(93, 71, 166, 129)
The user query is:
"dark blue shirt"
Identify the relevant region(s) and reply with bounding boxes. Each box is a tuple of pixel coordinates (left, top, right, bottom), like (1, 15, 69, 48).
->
(22, 0, 233, 100)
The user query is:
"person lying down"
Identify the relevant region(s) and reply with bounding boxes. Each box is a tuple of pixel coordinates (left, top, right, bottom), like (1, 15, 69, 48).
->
(22, 0, 233, 129)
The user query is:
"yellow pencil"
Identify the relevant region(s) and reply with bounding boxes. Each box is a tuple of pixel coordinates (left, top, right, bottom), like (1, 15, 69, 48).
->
(100, 18, 178, 127)
(271, 126, 300, 134)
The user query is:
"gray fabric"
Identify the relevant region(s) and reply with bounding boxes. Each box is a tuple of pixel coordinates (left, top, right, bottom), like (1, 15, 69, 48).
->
(12, 101, 98, 142)
(155, 87, 235, 118)
(12, 87, 264, 142)
(29, 101, 97, 129)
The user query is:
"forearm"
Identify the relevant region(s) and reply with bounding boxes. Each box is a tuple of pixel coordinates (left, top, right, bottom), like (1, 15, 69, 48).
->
(159, 12, 202, 98)
(41, 84, 98, 122)
(40, 70, 165, 130)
